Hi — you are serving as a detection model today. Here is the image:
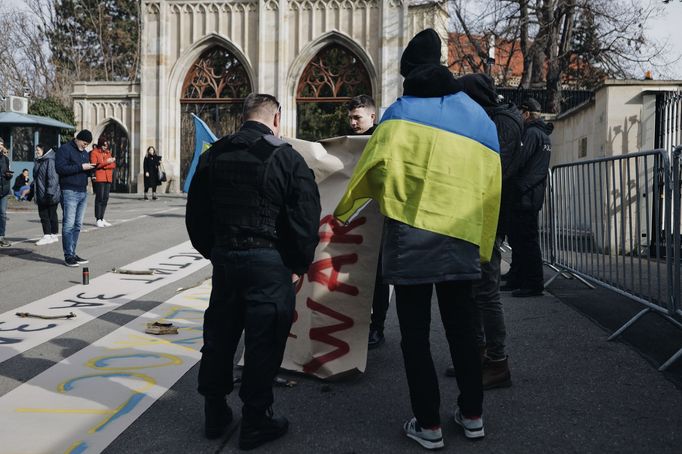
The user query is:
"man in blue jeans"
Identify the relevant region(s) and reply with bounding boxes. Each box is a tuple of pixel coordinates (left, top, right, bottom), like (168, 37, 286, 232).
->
(56, 130, 95, 267)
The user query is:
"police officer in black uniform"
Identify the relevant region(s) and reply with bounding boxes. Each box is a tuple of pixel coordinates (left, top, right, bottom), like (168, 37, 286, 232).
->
(186, 93, 321, 450)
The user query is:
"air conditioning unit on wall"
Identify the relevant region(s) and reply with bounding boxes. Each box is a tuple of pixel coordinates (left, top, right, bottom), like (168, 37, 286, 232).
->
(5, 96, 28, 114)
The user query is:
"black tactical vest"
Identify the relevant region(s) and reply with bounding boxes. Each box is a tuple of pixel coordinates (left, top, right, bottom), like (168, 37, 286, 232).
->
(209, 134, 284, 242)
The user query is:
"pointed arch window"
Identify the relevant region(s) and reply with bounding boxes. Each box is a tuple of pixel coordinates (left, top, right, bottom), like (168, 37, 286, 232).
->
(180, 46, 253, 186)
(181, 47, 251, 103)
(296, 44, 372, 140)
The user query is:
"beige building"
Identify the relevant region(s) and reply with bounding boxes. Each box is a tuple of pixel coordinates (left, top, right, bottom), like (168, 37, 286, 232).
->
(550, 79, 682, 166)
(72, 0, 448, 193)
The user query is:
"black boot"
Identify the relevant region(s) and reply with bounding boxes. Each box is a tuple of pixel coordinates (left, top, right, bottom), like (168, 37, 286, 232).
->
(239, 408, 289, 450)
(204, 397, 233, 439)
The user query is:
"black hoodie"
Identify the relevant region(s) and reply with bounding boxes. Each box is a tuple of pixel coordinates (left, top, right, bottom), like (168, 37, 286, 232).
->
(459, 74, 524, 234)
(400, 29, 461, 98)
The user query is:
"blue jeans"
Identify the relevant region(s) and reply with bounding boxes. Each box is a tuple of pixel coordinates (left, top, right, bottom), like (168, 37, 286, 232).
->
(61, 189, 87, 258)
(0, 194, 8, 237)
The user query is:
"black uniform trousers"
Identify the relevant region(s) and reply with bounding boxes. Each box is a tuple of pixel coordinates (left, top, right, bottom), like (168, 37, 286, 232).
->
(198, 247, 295, 421)
(508, 209, 544, 290)
(395, 281, 483, 428)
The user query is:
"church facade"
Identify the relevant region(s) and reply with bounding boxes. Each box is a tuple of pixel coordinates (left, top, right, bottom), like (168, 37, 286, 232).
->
(72, 0, 447, 192)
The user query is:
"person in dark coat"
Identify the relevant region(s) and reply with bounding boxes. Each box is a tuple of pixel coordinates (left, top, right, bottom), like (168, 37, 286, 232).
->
(143, 146, 161, 200)
(0, 138, 12, 247)
(444, 73, 524, 389)
(505, 97, 553, 297)
(56, 130, 96, 267)
(347, 94, 389, 349)
(186, 93, 321, 449)
(33, 144, 61, 245)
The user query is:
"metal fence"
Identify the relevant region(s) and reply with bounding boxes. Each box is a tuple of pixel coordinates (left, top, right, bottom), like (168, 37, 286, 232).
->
(497, 88, 593, 113)
(540, 147, 682, 371)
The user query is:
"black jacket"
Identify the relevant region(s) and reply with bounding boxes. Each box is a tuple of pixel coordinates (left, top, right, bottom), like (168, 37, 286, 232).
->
(458, 74, 524, 235)
(33, 149, 61, 205)
(144, 154, 162, 187)
(0, 154, 11, 198)
(515, 118, 553, 212)
(186, 121, 321, 274)
(12, 173, 29, 192)
(55, 140, 91, 192)
(490, 103, 524, 233)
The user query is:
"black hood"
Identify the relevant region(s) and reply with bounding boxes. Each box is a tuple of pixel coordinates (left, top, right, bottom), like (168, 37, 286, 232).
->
(527, 118, 554, 135)
(403, 65, 461, 97)
(400, 29, 442, 78)
(491, 102, 524, 130)
(458, 73, 497, 109)
(401, 29, 460, 97)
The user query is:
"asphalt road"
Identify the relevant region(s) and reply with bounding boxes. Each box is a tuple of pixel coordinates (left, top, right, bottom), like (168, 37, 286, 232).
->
(1, 194, 681, 454)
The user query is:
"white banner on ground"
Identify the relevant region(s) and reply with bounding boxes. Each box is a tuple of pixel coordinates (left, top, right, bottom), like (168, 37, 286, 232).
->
(0, 280, 211, 454)
(280, 136, 384, 380)
(0, 241, 209, 364)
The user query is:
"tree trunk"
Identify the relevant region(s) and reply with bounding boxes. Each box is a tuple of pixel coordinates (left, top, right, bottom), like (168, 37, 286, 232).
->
(518, 0, 533, 88)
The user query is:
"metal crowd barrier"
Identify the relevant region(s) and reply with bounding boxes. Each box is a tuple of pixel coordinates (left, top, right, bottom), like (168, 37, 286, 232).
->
(540, 148, 682, 371)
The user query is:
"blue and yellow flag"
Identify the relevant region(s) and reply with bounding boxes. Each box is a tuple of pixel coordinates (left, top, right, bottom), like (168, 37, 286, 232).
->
(333, 93, 501, 261)
(183, 114, 218, 193)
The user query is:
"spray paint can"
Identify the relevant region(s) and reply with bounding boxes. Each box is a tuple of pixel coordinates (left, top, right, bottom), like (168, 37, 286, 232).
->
(82, 267, 90, 285)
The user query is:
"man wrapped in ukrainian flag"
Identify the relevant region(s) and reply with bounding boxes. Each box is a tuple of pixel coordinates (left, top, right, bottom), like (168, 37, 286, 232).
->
(334, 29, 501, 450)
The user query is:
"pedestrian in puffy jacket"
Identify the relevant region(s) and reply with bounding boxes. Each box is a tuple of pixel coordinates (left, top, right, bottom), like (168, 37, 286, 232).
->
(90, 136, 116, 227)
(33, 144, 61, 245)
(506, 97, 552, 297)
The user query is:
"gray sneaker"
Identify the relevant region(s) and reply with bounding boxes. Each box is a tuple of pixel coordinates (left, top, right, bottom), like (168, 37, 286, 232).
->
(0, 239, 11, 248)
(453, 408, 485, 439)
(403, 417, 444, 450)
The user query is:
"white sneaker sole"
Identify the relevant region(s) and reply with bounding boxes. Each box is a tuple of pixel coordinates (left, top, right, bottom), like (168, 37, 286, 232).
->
(405, 432, 444, 450)
(454, 412, 485, 439)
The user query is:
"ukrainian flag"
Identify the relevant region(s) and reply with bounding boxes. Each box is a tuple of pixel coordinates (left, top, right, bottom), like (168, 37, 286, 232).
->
(334, 93, 501, 261)
(183, 114, 218, 193)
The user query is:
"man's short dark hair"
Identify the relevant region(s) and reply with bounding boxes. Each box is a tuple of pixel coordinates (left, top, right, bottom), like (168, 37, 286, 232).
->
(347, 95, 376, 112)
(243, 93, 280, 119)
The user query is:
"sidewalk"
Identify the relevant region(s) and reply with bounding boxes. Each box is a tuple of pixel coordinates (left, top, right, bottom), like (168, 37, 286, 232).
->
(105, 268, 682, 453)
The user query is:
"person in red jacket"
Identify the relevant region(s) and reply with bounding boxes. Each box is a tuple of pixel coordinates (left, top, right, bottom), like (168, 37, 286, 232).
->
(90, 136, 116, 227)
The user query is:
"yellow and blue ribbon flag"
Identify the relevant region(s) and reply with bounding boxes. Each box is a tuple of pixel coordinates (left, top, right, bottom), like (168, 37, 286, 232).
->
(183, 114, 218, 193)
(334, 93, 502, 261)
